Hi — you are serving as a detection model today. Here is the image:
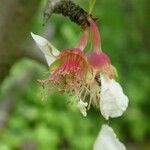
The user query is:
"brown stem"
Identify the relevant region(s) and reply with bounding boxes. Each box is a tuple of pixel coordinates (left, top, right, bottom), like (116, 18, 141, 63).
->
(44, 0, 91, 28)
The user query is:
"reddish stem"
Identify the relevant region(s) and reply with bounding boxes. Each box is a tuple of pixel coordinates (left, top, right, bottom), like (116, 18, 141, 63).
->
(89, 18, 102, 51)
(76, 30, 88, 50)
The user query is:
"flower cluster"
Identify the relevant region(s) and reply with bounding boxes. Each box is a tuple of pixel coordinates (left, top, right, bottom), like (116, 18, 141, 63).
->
(31, 18, 128, 119)
(31, 17, 129, 150)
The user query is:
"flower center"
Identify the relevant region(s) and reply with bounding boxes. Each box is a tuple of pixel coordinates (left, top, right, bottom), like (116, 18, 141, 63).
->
(48, 48, 89, 95)
(38, 48, 101, 109)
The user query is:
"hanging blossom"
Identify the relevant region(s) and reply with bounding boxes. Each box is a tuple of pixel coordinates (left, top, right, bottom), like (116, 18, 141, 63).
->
(86, 18, 129, 120)
(31, 30, 93, 117)
(31, 18, 128, 119)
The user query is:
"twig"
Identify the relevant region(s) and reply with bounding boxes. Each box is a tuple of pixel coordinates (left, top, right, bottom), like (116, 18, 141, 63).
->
(44, 0, 91, 28)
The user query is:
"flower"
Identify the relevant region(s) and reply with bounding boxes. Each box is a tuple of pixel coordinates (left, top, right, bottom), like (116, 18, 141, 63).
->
(86, 17, 115, 78)
(86, 18, 128, 119)
(93, 124, 126, 150)
(31, 31, 100, 116)
(31, 17, 128, 118)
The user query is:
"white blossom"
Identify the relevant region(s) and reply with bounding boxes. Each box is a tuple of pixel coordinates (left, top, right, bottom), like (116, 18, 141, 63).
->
(100, 74, 128, 120)
(77, 99, 88, 117)
(31, 32, 59, 66)
(93, 124, 126, 150)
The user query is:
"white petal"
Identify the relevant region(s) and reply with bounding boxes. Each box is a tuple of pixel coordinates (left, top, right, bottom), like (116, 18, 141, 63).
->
(100, 74, 128, 120)
(77, 100, 88, 117)
(31, 32, 60, 65)
(93, 124, 126, 150)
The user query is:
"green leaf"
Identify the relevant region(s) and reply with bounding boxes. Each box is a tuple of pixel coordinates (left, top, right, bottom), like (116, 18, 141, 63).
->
(89, 0, 97, 14)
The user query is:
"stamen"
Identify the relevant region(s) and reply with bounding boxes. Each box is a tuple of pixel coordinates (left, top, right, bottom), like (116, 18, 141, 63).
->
(88, 94, 93, 110)
(82, 88, 88, 102)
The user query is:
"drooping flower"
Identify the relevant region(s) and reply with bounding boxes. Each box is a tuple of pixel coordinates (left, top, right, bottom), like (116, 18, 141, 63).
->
(87, 18, 115, 78)
(31, 31, 100, 116)
(93, 124, 126, 150)
(86, 18, 129, 119)
(31, 17, 128, 119)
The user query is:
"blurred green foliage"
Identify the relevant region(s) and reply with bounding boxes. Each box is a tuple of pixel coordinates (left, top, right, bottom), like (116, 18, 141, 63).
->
(0, 0, 150, 149)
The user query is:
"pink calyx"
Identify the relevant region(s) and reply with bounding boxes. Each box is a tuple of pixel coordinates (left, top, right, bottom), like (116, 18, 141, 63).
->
(87, 51, 114, 78)
(87, 51, 110, 69)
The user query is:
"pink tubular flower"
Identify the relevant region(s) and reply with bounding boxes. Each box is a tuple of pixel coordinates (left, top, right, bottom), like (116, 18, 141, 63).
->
(87, 18, 115, 78)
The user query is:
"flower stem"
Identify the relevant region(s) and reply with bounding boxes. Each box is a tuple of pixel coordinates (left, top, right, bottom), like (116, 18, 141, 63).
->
(76, 30, 88, 50)
(89, 18, 102, 51)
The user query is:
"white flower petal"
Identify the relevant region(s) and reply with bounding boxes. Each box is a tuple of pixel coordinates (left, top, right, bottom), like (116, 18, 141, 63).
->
(31, 32, 60, 66)
(93, 124, 126, 150)
(77, 100, 88, 117)
(100, 74, 128, 120)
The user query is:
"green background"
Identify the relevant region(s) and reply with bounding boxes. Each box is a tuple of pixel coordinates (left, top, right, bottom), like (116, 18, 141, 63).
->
(0, 0, 149, 149)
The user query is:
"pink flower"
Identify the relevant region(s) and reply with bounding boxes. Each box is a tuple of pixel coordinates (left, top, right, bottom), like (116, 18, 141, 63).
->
(31, 31, 97, 116)
(86, 18, 128, 119)
(86, 18, 115, 78)
(31, 18, 128, 118)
